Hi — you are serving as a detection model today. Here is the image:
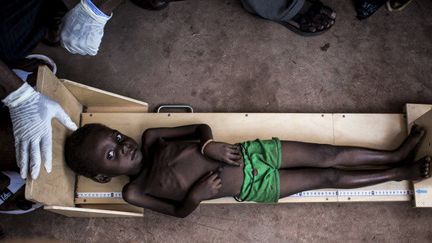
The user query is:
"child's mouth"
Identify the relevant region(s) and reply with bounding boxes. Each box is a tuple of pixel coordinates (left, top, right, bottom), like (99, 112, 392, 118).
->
(131, 149, 136, 160)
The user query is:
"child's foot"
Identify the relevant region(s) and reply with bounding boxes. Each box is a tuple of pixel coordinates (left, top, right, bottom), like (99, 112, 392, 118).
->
(399, 156, 431, 181)
(282, 0, 336, 36)
(393, 125, 425, 162)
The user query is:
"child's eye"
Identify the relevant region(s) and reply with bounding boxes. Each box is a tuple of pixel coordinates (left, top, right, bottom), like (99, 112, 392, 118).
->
(116, 133, 123, 142)
(107, 150, 115, 160)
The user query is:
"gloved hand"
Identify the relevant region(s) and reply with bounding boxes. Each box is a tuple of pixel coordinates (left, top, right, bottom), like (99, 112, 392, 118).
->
(2, 83, 78, 179)
(60, 0, 112, 56)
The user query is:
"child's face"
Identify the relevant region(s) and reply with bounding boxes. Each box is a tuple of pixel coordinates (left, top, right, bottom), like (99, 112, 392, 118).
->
(84, 126, 143, 177)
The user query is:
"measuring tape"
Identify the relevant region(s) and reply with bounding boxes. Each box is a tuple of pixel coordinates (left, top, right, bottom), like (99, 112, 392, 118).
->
(77, 189, 413, 199)
(76, 192, 123, 199)
(291, 189, 412, 197)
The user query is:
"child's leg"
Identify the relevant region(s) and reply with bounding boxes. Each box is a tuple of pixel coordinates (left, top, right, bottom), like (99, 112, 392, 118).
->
(280, 125, 424, 168)
(279, 156, 431, 198)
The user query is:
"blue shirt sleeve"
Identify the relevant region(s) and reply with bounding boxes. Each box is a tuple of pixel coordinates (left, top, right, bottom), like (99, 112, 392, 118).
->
(85, 0, 110, 18)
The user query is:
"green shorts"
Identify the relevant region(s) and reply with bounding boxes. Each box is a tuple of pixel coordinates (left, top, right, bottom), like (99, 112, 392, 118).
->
(235, 138, 281, 203)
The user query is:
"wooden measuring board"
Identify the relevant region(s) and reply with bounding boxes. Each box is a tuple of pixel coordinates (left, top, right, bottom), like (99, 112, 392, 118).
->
(406, 104, 432, 207)
(75, 112, 412, 204)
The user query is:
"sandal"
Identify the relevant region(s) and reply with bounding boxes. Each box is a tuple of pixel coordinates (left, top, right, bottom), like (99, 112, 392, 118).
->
(281, 0, 336, 36)
(386, 0, 413, 11)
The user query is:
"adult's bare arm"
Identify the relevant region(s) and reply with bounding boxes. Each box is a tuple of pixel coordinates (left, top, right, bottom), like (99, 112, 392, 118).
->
(0, 60, 24, 99)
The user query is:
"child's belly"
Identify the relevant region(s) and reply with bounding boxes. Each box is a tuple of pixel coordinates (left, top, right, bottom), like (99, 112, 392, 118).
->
(149, 158, 245, 201)
(149, 142, 245, 201)
(214, 163, 245, 198)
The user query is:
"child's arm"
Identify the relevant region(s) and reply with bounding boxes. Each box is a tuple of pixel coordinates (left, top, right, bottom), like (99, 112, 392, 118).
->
(142, 124, 213, 152)
(203, 142, 242, 166)
(124, 170, 222, 218)
(142, 124, 242, 166)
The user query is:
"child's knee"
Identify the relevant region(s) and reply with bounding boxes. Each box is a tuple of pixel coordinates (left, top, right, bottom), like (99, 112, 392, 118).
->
(323, 168, 340, 187)
(319, 146, 339, 167)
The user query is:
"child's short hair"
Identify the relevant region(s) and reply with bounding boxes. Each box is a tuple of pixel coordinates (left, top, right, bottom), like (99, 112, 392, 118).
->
(64, 123, 107, 179)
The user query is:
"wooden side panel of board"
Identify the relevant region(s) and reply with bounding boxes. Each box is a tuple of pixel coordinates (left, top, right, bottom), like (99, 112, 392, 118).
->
(25, 66, 82, 207)
(408, 109, 432, 207)
(44, 206, 143, 217)
(61, 79, 148, 113)
(406, 104, 432, 126)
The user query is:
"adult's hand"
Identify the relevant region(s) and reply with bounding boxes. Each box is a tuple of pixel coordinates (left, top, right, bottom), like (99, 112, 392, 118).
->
(2, 83, 78, 179)
(60, 0, 112, 56)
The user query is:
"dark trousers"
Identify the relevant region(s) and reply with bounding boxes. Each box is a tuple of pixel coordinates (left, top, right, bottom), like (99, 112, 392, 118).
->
(240, 0, 305, 22)
(0, 0, 67, 64)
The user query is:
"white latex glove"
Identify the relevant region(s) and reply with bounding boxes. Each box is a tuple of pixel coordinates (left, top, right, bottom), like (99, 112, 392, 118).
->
(2, 83, 78, 179)
(60, 0, 112, 56)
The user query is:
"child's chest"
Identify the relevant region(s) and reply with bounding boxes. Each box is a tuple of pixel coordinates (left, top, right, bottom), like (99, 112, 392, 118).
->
(143, 141, 219, 200)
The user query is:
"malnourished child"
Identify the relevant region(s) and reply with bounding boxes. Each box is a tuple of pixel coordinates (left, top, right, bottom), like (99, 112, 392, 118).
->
(65, 123, 431, 218)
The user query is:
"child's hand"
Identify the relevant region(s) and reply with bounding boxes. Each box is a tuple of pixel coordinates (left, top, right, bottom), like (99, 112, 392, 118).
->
(204, 142, 242, 166)
(190, 170, 222, 202)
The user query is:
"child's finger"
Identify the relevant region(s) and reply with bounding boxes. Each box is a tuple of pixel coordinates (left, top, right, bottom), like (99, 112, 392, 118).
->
(228, 146, 240, 151)
(225, 158, 241, 166)
(228, 149, 241, 156)
(228, 153, 242, 160)
(209, 173, 220, 182)
(199, 171, 213, 182)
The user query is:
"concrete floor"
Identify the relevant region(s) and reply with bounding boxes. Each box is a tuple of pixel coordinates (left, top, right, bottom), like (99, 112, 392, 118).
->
(2, 0, 432, 242)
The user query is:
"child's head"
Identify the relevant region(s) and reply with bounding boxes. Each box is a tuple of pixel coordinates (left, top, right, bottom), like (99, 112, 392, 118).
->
(65, 123, 143, 183)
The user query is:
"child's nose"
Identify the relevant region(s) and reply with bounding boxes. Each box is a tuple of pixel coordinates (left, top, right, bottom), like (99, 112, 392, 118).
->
(121, 143, 133, 154)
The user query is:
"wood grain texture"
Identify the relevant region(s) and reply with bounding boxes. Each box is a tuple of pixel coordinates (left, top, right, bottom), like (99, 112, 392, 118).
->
(25, 66, 82, 207)
(406, 105, 432, 207)
(61, 79, 148, 113)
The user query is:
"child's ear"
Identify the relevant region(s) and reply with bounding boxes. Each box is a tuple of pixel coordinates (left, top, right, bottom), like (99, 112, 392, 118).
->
(92, 174, 111, 183)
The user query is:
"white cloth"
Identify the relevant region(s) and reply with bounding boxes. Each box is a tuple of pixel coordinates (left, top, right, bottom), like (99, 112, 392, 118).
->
(60, 0, 112, 56)
(0, 171, 42, 214)
(0, 171, 25, 204)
